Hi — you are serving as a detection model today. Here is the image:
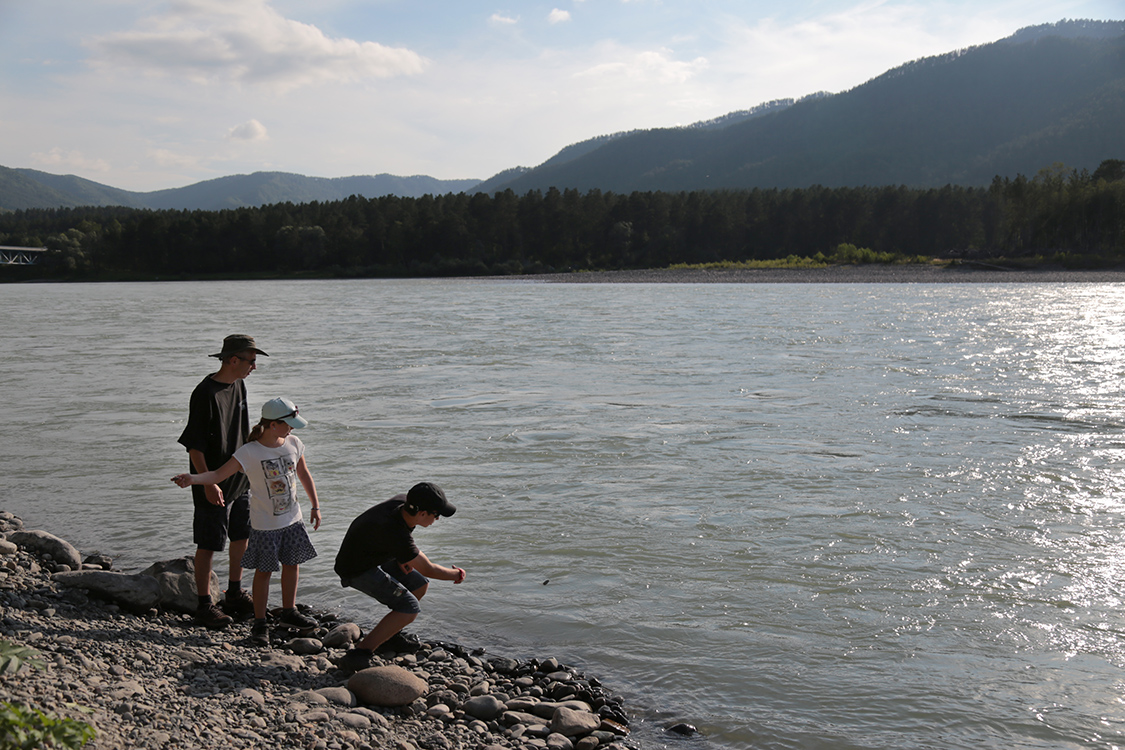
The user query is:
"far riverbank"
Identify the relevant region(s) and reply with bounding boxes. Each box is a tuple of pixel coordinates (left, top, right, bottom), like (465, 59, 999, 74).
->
(510, 263, 1125, 284)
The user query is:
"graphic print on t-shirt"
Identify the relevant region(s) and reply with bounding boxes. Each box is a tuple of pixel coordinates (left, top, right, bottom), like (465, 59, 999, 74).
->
(261, 456, 296, 516)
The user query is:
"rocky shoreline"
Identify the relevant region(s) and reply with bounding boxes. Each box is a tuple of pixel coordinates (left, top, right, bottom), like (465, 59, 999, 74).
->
(0, 512, 660, 750)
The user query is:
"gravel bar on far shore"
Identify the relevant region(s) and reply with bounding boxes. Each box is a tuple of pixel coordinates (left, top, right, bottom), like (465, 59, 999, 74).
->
(501, 264, 1125, 284)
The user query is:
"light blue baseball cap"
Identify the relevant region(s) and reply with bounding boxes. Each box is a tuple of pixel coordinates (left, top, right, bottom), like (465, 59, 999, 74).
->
(261, 397, 308, 429)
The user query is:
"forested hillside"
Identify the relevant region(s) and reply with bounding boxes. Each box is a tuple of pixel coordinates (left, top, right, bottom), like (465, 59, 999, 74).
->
(1, 161, 1121, 280)
(487, 21, 1125, 194)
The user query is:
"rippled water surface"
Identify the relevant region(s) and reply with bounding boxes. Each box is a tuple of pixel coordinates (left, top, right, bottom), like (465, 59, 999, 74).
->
(4, 279, 1125, 750)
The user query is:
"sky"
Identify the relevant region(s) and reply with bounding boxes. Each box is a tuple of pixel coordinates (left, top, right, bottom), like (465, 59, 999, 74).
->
(0, 0, 1120, 193)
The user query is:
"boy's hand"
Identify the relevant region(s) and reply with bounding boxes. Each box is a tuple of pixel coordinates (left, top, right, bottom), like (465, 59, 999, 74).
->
(204, 484, 225, 506)
(453, 566, 466, 584)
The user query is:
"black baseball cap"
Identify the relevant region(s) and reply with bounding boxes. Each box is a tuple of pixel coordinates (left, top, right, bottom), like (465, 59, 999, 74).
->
(406, 482, 456, 517)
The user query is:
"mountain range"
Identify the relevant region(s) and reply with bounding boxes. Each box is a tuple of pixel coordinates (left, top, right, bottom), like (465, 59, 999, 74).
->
(1, 19, 1121, 213)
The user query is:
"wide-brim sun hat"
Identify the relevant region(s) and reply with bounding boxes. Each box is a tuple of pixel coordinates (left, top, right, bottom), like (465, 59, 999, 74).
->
(211, 334, 269, 359)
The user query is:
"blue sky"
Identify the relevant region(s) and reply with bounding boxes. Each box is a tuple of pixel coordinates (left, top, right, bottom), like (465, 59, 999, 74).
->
(0, 0, 1119, 192)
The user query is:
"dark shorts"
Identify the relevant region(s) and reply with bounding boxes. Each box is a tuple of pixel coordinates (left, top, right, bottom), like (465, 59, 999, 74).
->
(193, 490, 250, 551)
(342, 562, 428, 615)
(240, 523, 317, 572)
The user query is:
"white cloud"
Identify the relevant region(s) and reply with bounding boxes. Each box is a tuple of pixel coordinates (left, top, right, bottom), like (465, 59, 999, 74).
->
(578, 46, 709, 86)
(86, 0, 428, 91)
(548, 9, 571, 24)
(29, 147, 110, 174)
(228, 119, 269, 141)
(489, 13, 519, 26)
(148, 148, 201, 169)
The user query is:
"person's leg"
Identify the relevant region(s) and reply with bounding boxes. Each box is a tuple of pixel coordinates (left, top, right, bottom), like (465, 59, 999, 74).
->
(356, 610, 417, 651)
(226, 492, 251, 590)
(280, 564, 298, 610)
(194, 548, 215, 600)
(337, 565, 423, 666)
(229, 538, 248, 584)
(193, 496, 227, 603)
(252, 569, 272, 620)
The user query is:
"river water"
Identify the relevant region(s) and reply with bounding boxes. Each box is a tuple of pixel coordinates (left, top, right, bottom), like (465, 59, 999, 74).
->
(3, 279, 1125, 750)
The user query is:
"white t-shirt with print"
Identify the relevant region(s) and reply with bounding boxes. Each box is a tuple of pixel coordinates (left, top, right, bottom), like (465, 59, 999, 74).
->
(234, 435, 305, 531)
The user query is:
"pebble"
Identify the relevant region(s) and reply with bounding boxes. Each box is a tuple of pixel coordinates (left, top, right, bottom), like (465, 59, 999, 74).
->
(0, 512, 637, 750)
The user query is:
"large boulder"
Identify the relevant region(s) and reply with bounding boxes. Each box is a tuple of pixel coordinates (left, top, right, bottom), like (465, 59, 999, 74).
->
(550, 706, 602, 737)
(52, 570, 161, 613)
(7, 530, 81, 568)
(348, 665, 427, 707)
(139, 557, 219, 613)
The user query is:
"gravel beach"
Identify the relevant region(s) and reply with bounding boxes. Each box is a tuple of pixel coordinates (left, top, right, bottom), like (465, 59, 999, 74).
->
(508, 263, 1125, 284)
(0, 512, 641, 750)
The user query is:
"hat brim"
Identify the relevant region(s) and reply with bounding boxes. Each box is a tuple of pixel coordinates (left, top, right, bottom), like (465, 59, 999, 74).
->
(212, 347, 270, 358)
(280, 414, 309, 429)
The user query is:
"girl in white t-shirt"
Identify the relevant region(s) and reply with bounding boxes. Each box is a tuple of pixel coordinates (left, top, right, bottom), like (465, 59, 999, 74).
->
(173, 397, 322, 645)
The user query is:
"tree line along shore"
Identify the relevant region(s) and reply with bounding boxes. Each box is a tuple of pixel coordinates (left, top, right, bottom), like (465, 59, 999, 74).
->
(0, 160, 1122, 281)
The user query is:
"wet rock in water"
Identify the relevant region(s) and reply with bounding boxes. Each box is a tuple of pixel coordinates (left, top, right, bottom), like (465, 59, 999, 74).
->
(666, 722, 699, 736)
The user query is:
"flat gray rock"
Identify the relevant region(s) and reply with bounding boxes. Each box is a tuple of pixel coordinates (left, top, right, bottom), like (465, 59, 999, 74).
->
(52, 569, 161, 612)
(8, 530, 81, 568)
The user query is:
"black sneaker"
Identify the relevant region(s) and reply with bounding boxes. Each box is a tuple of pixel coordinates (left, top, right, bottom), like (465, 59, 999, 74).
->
(250, 620, 270, 647)
(222, 589, 255, 619)
(196, 602, 233, 630)
(335, 648, 374, 673)
(377, 631, 421, 654)
(277, 608, 317, 630)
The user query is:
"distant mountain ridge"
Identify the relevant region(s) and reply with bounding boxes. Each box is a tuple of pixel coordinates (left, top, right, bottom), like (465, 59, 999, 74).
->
(0, 168, 481, 212)
(1, 19, 1121, 212)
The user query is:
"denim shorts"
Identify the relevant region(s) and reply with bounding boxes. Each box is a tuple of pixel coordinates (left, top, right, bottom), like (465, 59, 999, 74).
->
(343, 562, 427, 614)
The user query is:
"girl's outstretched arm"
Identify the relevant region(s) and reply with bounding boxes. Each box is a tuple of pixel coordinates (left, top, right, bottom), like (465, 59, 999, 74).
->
(295, 455, 321, 530)
(171, 456, 242, 493)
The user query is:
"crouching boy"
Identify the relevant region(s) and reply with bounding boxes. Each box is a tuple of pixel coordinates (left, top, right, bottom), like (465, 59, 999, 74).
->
(333, 482, 466, 672)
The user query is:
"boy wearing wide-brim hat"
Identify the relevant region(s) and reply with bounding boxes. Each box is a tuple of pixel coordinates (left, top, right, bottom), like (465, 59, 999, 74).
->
(333, 482, 466, 672)
(177, 334, 268, 628)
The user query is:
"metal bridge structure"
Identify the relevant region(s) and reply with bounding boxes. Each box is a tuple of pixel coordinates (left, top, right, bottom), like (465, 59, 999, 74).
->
(0, 246, 47, 265)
